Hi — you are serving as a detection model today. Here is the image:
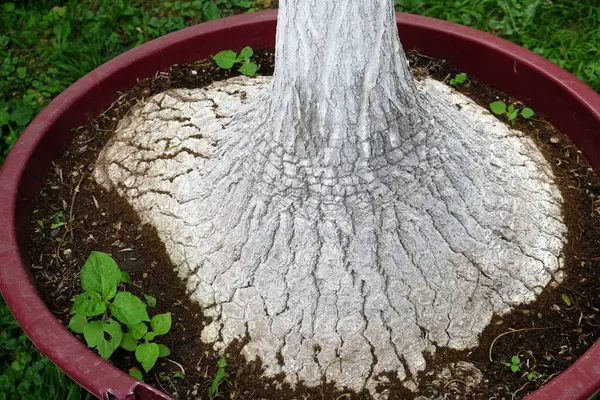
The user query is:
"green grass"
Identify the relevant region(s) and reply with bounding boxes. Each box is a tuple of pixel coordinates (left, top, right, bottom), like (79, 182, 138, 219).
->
(0, 297, 94, 400)
(394, 0, 600, 93)
(0, 1, 598, 399)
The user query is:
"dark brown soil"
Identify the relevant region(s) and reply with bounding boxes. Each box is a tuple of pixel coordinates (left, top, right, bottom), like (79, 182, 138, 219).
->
(28, 49, 600, 400)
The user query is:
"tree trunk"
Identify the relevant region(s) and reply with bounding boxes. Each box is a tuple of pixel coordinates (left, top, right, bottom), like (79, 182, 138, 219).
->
(95, 0, 566, 396)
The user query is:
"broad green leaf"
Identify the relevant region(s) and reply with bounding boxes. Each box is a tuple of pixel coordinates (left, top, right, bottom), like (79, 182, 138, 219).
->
(202, 1, 220, 20)
(489, 101, 506, 115)
(150, 312, 172, 336)
(83, 319, 122, 359)
(130, 322, 148, 340)
(120, 271, 132, 284)
(3, 3, 15, 12)
(71, 291, 106, 317)
(145, 332, 157, 341)
(239, 46, 253, 61)
(508, 104, 515, 113)
(218, 358, 226, 368)
(109, 292, 149, 326)
(144, 294, 157, 308)
(10, 106, 34, 127)
(521, 107, 535, 118)
(238, 62, 258, 77)
(81, 251, 122, 300)
(67, 314, 88, 334)
(511, 355, 520, 364)
(507, 110, 519, 121)
(98, 320, 123, 359)
(158, 344, 170, 357)
(135, 343, 160, 372)
(213, 50, 237, 69)
(129, 369, 144, 381)
(120, 332, 138, 352)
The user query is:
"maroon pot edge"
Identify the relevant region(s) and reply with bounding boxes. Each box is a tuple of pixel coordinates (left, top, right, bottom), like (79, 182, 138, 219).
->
(0, 9, 598, 400)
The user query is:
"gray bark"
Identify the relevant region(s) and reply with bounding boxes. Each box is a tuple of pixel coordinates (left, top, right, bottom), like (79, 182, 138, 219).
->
(94, 0, 566, 396)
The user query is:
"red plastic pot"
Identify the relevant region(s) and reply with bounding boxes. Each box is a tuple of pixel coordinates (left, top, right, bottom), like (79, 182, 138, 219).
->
(1, 10, 599, 400)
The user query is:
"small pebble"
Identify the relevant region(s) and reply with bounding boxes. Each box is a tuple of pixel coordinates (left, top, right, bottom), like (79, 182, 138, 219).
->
(550, 136, 561, 144)
(191, 70, 198, 75)
(142, 272, 148, 279)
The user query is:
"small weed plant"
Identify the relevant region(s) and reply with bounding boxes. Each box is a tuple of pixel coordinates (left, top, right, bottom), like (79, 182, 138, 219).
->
(489, 101, 535, 124)
(213, 46, 257, 76)
(67, 251, 172, 381)
(208, 358, 228, 400)
(449, 72, 467, 86)
(505, 354, 521, 373)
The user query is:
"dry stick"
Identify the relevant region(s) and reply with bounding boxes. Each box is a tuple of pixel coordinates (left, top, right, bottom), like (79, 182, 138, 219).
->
(488, 327, 556, 362)
(69, 175, 85, 242)
(165, 358, 185, 375)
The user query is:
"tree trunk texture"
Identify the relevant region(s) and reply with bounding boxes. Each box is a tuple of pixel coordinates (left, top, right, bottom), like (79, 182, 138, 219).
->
(94, 0, 566, 396)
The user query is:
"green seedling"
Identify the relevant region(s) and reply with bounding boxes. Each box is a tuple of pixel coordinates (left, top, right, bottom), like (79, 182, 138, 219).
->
(67, 251, 172, 376)
(213, 46, 258, 76)
(449, 72, 467, 86)
(489, 101, 535, 124)
(506, 355, 521, 373)
(208, 358, 228, 400)
(50, 210, 66, 230)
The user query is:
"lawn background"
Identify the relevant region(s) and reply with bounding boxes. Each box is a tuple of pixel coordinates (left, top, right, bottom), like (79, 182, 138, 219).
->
(1, 0, 598, 398)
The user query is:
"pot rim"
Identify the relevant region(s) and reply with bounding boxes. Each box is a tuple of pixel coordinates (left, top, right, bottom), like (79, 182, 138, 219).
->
(0, 9, 599, 400)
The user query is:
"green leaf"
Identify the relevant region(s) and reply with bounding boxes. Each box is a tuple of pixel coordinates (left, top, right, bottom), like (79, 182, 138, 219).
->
(3, 3, 15, 12)
(129, 369, 144, 381)
(158, 344, 170, 357)
(213, 50, 237, 69)
(218, 358, 226, 368)
(238, 62, 258, 77)
(130, 322, 148, 340)
(0, 108, 9, 126)
(120, 271, 131, 284)
(10, 106, 34, 127)
(67, 314, 88, 334)
(202, 1, 220, 20)
(109, 292, 149, 326)
(120, 332, 138, 352)
(239, 46, 253, 60)
(135, 343, 160, 372)
(521, 107, 535, 118)
(489, 101, 506, 115)
(150, 313, 172, 336)
(145, 332, 157, 341)
(71, 291, 106, 317)
(508, 104, 515, 113)
(561, 293, 572, 306)
(81, 251, 122, 300)
(511, 364, 520, 373)
(511, 355, 520, 364)
(449, 73, 467, 86)
(83, 319, 122, 360)
(507, 110, 519, 121)
(144, 294, 157, 308)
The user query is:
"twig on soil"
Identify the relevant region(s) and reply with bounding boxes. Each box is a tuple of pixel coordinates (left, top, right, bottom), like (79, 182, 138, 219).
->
(489, 327, 556, 362)
(511, 382, 529, 400)
(154, 373, 172, 397)
(68, 175, 85, 242)
(165, 358, 185, 375)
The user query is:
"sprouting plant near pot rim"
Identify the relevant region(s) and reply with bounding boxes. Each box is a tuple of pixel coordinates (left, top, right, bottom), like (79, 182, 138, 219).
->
(449, 72, 468, 86)
(208, 358, 228, 400)
(66, 251, 172, 380)
(213, 46, 258, 76)
(489, 100, 535, 124)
